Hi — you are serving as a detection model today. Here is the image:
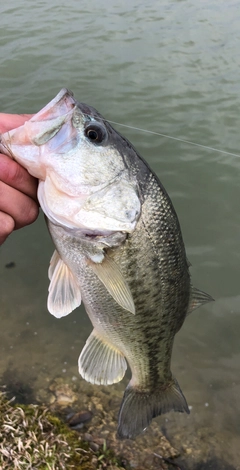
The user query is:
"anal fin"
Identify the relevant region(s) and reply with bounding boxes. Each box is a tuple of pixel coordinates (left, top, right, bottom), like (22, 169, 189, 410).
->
(78, 330, 127, 385)
(48, 250, 81, 318)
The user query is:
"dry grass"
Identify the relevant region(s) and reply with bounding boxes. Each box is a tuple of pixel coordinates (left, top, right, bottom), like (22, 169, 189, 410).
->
(0, 392, 127, 470)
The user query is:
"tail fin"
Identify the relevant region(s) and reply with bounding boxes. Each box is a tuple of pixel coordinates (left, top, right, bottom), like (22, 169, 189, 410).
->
(117, 378, 189, 439)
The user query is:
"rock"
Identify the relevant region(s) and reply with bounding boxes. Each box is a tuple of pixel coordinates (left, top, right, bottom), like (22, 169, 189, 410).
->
(67, 410, 93, 426)
(84, 433, 93, 442)
(48, 379, 77, 406)
(89, 442, 99, 452)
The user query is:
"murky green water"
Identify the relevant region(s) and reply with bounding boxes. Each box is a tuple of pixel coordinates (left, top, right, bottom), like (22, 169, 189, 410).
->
(1, 1, 240, 468)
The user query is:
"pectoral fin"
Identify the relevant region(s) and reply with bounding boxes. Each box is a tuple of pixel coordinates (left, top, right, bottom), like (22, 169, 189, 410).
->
(48, 250, 60, 280)
(48, 251, 81, 318)
(78, 330, 127, 385)
(187, 287, 214, 315)
(88, 255, 135, 314)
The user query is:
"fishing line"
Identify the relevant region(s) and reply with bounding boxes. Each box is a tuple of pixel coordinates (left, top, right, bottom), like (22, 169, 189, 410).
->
(107, 120, 240, 159)
(83, 110, 240, 158)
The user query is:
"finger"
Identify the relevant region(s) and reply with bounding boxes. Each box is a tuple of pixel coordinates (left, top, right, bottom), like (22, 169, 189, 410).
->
(0, 181, 39, 230)
(0, 113, 33, 133)
(0, 154, 38, 201)
(0, 211, 15, 245)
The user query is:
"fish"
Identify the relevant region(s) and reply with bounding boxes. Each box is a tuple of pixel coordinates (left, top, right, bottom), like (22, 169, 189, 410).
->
(0, 89, 213, 439)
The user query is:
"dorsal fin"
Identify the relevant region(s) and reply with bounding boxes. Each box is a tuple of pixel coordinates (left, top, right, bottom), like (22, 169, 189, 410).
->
(187, 287, 214, 315)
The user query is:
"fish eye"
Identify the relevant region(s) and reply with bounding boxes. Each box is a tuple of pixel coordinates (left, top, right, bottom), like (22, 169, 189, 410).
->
(84, 123, 106, 144)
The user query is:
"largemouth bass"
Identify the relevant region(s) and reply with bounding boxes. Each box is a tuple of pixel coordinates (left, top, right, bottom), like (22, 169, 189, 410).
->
(0, 89, 213, 438)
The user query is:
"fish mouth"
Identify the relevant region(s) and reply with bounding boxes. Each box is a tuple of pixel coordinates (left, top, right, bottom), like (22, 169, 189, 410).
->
(0, 89, 80, 179)
(30, 88, 76, 122)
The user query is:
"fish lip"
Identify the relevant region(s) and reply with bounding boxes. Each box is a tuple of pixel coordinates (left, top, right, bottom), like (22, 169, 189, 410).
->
(30, 88, 76, 123)
(0, 89, 78, 165)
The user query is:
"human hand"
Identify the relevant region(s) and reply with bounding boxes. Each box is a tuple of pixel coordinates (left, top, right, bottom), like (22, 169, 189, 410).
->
(0, 113, 39, 245)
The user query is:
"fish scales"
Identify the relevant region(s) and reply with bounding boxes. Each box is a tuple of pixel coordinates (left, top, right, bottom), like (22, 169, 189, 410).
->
(48, 168, 191, 431)
(0, 88, 213, 439)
